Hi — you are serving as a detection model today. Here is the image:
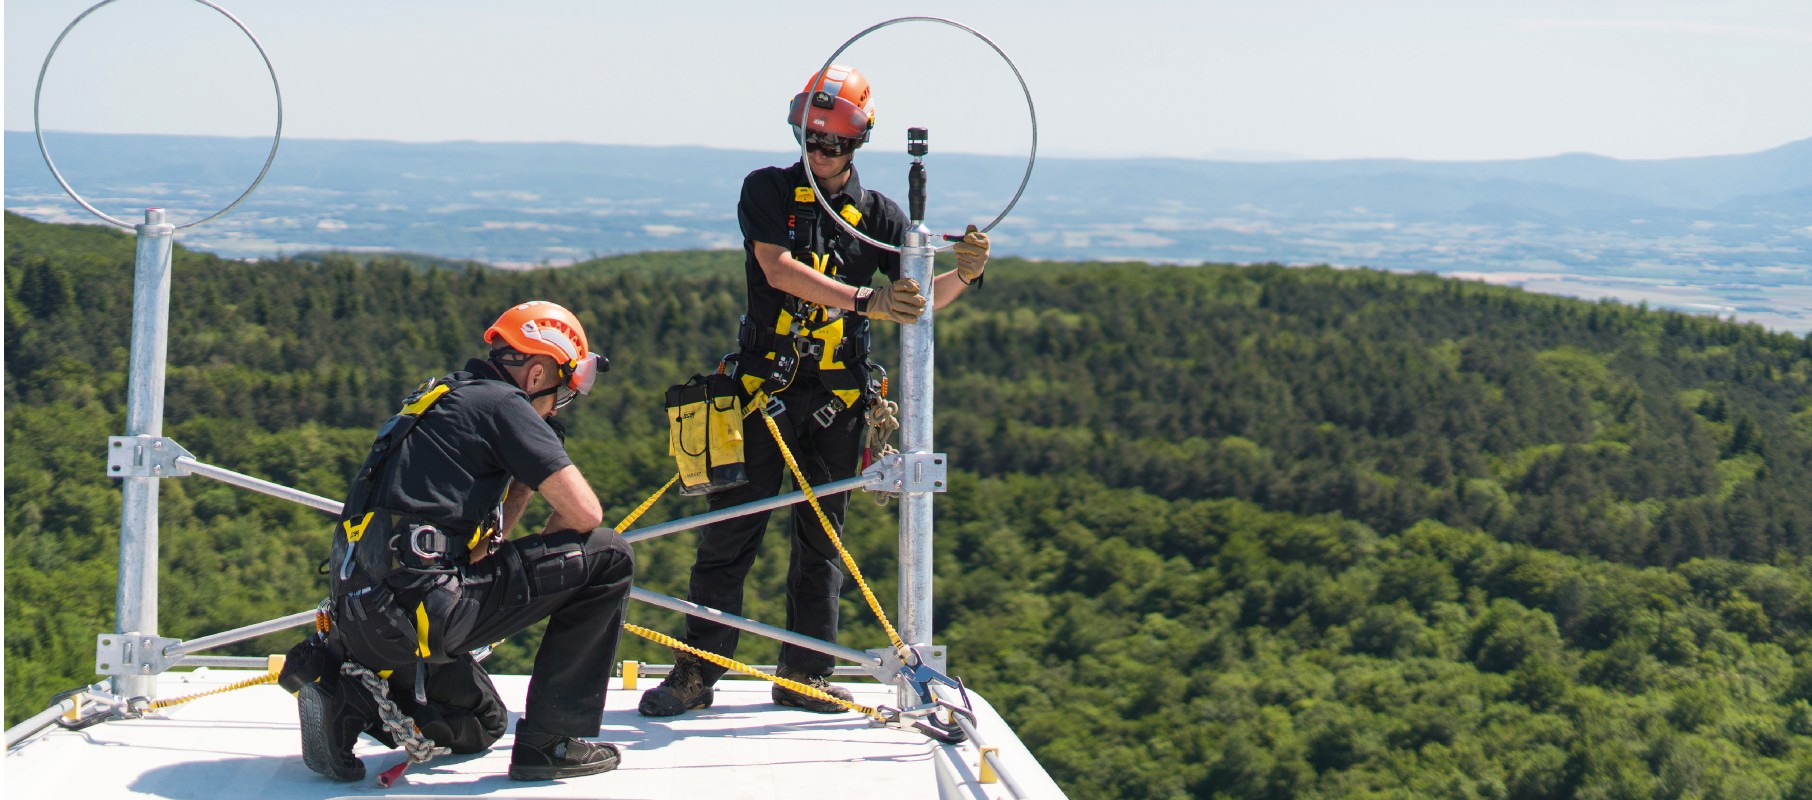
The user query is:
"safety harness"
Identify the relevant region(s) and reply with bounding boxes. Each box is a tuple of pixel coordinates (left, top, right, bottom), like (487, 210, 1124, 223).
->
(330, 372, 496, 597)
(327, 370, 509, 703)
(735, 178, 882, 426)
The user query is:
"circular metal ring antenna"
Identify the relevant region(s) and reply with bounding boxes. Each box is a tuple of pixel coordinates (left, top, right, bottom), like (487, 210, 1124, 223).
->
(801, 17, 1037, 255)
(33, 0, 283, 231)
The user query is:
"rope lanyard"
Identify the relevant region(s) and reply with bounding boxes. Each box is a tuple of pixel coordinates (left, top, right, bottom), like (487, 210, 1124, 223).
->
(755, 407, 911, 661)
(622, 622, 883, 721)
(144, 671, 280, 710)
(614, 473, 679, 531)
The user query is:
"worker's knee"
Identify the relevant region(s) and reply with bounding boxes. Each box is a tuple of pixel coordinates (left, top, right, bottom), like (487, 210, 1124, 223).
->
(583, 527, 635, 577)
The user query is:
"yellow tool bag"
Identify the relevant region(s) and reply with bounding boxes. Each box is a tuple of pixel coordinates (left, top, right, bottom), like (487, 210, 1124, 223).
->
(665, 372, 749, 496)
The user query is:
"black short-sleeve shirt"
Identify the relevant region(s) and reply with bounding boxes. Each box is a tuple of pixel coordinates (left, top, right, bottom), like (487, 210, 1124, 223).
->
(371, 359, 572, 530)
(737, 161, 910, 331)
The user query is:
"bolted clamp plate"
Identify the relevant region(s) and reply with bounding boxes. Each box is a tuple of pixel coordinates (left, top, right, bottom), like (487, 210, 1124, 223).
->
(107, 436, 193, 479)
(865, 643, 948, 685)
(861, 452, 948, 494)
(96, 632, 182, 677)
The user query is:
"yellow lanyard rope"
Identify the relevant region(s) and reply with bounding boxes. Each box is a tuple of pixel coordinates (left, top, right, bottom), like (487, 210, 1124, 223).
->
(622, 623, 883, 721)
(614, 474, 679, 531)
(756, 408, 910, 660)
(145, 671, 279, 710)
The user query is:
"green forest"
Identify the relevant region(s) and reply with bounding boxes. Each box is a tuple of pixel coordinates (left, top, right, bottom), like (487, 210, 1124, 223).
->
(11, 211, 1812, 798)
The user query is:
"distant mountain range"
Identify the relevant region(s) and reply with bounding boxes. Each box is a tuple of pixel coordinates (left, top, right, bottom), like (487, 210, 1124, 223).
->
(6, 129, 1810, 326)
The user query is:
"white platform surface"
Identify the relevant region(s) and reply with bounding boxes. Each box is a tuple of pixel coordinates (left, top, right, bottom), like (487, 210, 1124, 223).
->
(6, 670, 1065, 800)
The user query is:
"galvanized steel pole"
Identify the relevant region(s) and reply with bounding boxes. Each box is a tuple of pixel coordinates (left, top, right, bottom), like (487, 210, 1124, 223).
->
(114, 208, 176, 700)
(898, 225, 936, 650)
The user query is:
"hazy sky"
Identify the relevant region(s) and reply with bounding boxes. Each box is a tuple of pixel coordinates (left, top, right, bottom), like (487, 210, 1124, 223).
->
(7, 0, 1810, 163)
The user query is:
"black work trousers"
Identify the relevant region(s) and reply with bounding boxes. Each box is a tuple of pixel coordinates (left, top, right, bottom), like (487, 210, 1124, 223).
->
(683, 379, 865, 679)
(380, 527, 635, 739)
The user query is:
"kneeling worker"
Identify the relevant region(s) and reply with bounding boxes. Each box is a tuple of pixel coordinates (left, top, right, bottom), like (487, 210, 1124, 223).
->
(302, 301, 634, 782)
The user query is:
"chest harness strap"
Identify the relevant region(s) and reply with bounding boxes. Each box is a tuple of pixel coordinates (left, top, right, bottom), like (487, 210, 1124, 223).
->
(737, 183, 877, 424)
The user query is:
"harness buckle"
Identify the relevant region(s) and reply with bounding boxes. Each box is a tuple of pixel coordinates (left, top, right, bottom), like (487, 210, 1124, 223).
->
(764, 395, 787, 418)
(813, 400, 843, 429)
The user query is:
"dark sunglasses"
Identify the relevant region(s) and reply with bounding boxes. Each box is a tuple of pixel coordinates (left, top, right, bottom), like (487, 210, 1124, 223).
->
(805, 132, 858, 157)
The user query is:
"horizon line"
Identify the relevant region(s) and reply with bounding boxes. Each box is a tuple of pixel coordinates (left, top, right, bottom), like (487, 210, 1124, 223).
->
(8, 128, 1808, 167)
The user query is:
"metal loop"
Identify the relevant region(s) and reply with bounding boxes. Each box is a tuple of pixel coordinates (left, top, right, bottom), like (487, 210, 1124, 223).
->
(32, 0, 283, 231)
(802, 17, 1038, 255)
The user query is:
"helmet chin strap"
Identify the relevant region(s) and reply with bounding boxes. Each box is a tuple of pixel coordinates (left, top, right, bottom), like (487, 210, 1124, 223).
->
(490, 355, 563, 403)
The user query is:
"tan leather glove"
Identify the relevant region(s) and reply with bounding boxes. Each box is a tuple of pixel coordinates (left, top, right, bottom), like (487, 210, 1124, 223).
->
(954, 224, 990, 283)
(864, 278, 926, 324)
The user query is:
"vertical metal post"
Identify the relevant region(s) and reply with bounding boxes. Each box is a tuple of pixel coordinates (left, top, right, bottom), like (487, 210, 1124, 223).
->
(114, 208, 175, 699)
(898, 225, 936, 650)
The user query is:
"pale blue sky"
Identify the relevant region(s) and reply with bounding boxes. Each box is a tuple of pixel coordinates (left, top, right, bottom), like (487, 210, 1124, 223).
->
(7, 0, 1810, 162)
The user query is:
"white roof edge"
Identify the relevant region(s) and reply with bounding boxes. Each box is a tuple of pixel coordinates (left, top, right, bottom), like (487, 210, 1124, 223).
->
(5, 670, 1069, 800)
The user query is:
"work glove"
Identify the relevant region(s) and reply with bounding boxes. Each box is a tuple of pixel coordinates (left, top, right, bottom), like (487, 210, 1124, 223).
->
(953, 224, 990, 283)
(865, 278, 926, 324)
(545, 415, 567, 446)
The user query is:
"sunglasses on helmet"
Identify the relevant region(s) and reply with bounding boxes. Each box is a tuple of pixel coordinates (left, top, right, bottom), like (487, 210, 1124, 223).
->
(556, 352, 609, 409)
(805, 132, 859, 157)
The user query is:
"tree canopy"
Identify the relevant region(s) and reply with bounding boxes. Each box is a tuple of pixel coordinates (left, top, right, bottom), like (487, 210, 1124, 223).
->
(10, 212, 1812, 798)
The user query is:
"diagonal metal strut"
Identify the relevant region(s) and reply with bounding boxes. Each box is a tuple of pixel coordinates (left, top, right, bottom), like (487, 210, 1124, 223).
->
(619, 473, 881, 544)
(629, 587, 884, 675)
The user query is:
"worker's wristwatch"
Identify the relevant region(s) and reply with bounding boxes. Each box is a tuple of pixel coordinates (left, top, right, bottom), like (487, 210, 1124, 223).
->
(854, 287, 874, 314)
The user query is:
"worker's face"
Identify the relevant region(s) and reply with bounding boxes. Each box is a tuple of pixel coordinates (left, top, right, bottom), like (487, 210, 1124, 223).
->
(808, 148, 853, 181)
(805, 133, 856, 180)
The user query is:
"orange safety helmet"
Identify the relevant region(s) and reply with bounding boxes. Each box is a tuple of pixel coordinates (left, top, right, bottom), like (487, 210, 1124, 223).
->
(787, 64, 874, 143)
(484, 301, 607, 402)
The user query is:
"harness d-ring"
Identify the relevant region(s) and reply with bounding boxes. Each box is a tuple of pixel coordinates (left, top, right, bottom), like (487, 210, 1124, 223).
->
(408, 525, 441, 562)
(799, 17, 1038, 255)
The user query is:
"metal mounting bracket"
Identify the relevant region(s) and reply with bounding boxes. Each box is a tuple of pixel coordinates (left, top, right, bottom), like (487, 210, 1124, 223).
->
(95, 632, 183, 677)
(865, 642, 948, 685)
(861, 452, 948, 494)
(107, 436, 193, 479)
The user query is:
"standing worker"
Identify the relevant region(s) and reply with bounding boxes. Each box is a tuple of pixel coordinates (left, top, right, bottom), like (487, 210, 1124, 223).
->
(639, 65, 990, 716)
(299, 301, 635, 782)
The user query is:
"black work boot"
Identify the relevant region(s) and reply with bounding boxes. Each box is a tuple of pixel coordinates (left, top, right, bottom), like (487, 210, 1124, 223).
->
(772, 665, 855, 713)
(298, 673, 371, 782)
(508, 732, 621, 781)
(638, 650, 716, 717)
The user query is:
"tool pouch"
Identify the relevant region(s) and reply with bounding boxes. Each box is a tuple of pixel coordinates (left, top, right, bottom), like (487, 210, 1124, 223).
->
(666, 372, 749, 496)
(333, 585, 422, 671)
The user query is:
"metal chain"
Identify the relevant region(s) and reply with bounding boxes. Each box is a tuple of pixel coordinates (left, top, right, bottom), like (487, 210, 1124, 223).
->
(342, 663, 448, 764)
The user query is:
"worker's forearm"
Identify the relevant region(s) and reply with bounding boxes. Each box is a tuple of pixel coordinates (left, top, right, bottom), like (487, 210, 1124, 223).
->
(774, 265, 864, 309)
(931, 270, 970, 310)
(535, 465, 604, 533)
(498, 479, 535, 537)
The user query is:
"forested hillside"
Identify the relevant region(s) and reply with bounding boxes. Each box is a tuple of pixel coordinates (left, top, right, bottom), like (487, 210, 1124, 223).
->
(11, 212, 1812, 798)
